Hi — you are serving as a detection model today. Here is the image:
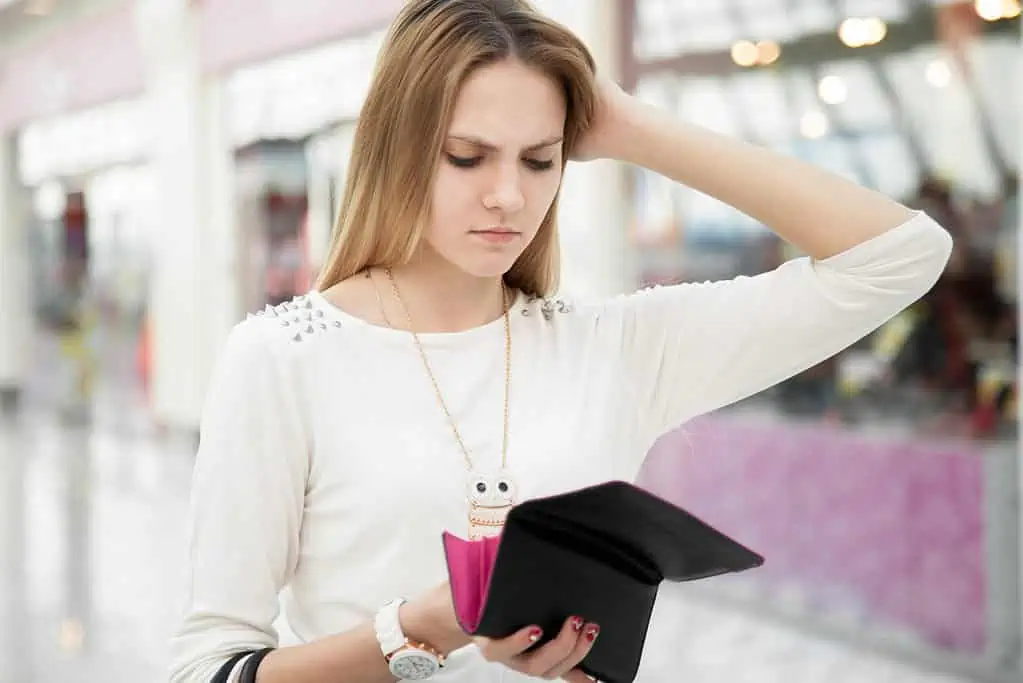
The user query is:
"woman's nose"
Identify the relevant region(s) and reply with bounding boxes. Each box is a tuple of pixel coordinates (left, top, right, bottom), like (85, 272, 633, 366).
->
(483, 165, 525, 214)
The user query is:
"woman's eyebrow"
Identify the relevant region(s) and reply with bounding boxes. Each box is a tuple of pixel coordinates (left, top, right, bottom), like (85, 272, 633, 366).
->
(446, 134, 564, 152)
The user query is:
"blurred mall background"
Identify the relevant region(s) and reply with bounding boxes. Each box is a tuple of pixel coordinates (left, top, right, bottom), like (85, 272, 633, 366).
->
(0, 0, 1018, 681)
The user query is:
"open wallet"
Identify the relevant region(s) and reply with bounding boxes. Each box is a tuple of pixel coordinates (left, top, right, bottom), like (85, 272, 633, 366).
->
(442, 480, 765, 683)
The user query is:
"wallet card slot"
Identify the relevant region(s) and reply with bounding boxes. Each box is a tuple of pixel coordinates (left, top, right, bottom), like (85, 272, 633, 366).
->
(516, 514, 662, 585)
(442, 532, 501, 633)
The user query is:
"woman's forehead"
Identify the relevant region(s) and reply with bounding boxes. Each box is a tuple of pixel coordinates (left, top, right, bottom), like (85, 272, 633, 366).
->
(447, 61, 567, 148)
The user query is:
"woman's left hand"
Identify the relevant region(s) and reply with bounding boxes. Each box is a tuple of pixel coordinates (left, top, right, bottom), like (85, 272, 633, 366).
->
(571, 76, 635, 163)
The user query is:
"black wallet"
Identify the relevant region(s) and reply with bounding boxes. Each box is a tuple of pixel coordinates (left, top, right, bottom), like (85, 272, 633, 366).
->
(442, 480, 764, 683)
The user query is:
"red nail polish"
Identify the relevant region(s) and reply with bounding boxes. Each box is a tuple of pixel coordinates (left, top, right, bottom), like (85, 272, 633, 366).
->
(528, 627, 543, 642)
(572, 617, 584, 631)
(585, 625, 600, 642)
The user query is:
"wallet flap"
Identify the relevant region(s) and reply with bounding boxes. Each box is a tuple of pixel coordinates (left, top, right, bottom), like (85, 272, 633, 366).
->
(509, 481, 763, 582)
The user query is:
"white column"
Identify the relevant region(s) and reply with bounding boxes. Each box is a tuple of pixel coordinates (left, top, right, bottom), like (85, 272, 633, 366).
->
(0, 134, 31, 412)
(305, 158, 334, 282)
(538, 0, 635, 299)
(135, 0, 240, 432)
(1017, 150, 1022, 676)
(304, 132, 343, 282)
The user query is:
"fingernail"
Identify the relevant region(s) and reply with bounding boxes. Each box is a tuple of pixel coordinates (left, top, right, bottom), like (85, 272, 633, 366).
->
(571, 616, 584, 632)
(528, 627, 543, 642)
(585, 625, 600, 642)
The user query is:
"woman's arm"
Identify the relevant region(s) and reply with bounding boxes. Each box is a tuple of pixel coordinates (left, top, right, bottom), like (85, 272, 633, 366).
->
(575, 82, 952, 462)
(589, 81, 914, 257)
(255, 590, 469, 683)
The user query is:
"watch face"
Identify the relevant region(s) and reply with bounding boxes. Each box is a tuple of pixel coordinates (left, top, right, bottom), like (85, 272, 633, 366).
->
(390, 652, 439, 680)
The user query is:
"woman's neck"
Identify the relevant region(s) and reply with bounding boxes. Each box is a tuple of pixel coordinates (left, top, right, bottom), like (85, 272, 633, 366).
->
(383, 257, 508, 334)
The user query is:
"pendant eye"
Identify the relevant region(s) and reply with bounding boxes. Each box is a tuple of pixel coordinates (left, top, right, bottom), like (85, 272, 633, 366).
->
(497, 481, 509, 493)
(476, 481, 488, 494)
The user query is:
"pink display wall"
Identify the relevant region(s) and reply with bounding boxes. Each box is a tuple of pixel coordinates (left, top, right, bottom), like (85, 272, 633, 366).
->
(638, 414, 988, 654)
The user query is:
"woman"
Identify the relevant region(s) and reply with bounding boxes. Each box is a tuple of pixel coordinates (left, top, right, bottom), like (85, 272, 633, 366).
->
(169, 1, 952, 682)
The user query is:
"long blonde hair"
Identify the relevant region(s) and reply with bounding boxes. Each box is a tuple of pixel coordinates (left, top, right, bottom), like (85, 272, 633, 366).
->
(315, 0, 597, 298)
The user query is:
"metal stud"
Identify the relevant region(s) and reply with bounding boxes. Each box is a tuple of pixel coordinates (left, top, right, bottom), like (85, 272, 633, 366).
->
(319, 323, 327, 330)
(292, 333, 303, 343)
(333, 321, 342, 328)
(305, 325, 314, 334)
(540, 300, 554, 321)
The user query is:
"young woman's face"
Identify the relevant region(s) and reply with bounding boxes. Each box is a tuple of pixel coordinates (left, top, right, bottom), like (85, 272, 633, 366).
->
(423, 58, 567, 279)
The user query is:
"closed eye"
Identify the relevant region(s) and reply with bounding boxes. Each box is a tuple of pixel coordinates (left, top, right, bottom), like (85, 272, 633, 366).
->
(446, 153, 557, 172)
(525, 158, 555, 172)
(446, 154, 482, 168)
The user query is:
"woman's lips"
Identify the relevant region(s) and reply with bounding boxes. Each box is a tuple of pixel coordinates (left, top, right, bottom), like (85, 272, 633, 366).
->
(470, 229, 520, 244)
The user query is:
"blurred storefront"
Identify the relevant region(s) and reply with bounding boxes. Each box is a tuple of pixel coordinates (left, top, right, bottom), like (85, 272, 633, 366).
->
(218, 25, 385, 311)
(0, 5, 151, 416)
(624, 1, 1021, 681)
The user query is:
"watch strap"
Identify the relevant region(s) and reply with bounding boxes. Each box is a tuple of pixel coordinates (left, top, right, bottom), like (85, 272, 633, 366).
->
(374, 598, 409, 656)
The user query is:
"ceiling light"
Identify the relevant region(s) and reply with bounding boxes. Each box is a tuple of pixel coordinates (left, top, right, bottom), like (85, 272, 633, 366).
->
(800, 111, 829, 139)
(731, 41, 758, 67)
(925, 59, 953, 88)
(862, 18, 888, 44)
(756, 41, 782, 66)
(838, 17, 887, 47)
(818, 76, 848, 104)
(974, 0, 1005, 20)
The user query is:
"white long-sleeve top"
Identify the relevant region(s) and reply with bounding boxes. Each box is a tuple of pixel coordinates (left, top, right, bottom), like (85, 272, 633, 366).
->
(169, 212, 952, 683)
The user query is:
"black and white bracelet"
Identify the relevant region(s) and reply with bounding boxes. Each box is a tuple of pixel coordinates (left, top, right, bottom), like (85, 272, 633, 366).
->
(210, 648, 274, 683)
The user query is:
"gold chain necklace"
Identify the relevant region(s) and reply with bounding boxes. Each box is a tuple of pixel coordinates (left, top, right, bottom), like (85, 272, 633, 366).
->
(383, 268, 515, 539)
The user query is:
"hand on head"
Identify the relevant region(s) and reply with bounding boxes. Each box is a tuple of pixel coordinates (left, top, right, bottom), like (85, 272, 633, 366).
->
(570, 76, 634, 164)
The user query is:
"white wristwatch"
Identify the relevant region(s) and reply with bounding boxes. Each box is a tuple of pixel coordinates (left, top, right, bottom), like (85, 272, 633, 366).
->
(374, 598, 444, 680)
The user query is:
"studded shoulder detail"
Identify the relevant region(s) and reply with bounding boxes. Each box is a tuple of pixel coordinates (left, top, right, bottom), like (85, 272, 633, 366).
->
(520, 294, 574, 321)
(246, 293, 342, 343)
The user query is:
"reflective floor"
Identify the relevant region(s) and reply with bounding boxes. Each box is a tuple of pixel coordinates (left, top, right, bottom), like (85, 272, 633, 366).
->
(0, 410, 975, 683)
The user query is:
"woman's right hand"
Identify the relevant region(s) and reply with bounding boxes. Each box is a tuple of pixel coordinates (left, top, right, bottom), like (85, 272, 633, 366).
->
(474, 616, 600, 682)
(405, 583, 600, 681)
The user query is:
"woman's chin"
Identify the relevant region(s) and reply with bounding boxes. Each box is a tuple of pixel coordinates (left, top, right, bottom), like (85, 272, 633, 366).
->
(450, 253, 523, 280)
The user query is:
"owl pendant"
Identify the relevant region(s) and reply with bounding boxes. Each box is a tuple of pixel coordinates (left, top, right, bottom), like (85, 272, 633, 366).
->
(466, 470, 518, 540)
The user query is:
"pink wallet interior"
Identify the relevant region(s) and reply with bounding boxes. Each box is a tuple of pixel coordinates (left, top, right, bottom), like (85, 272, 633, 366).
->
(442, 532, 502, 633)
